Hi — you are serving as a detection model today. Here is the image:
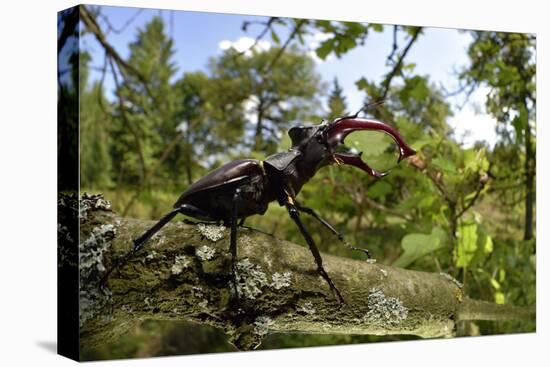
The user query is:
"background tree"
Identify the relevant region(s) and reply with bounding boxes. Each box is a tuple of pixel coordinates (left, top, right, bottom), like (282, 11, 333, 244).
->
(79, 52, 113, 189)
(208, 45, 323, 153)
(460, 31, 536, 240)
(111, 16, 180, 188)
(327, 77, 348, 119)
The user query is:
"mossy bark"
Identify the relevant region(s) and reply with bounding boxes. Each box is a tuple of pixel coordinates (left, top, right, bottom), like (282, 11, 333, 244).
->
(73, 195, 534, 351)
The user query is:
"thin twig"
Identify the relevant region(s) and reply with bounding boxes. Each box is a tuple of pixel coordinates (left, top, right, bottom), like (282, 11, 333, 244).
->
(108, 57, 147, 182)
(263, 19, 308, 74)
(380, 27, 422, 101)
(80, 6, 159, 106)
(238, 17, 278, 57)
(99, 8, 144, 34)
(456, 182, 485, 219)
(387, 25, 399, 63)
(96, 51, 109, 111)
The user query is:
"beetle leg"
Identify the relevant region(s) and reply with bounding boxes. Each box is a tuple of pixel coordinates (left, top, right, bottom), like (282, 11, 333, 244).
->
(178, 203, 216, 222)
(230, 188, 242, 307)
(99, 207, 180, 292)
(295, 202, 372, 259)
(285, 200, 345, 304)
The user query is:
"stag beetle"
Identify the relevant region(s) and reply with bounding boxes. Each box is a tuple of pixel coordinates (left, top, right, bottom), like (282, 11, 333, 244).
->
(101, 112, 415, 304)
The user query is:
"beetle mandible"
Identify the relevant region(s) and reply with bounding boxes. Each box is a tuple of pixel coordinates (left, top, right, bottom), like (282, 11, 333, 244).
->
(101, 112, 416, 304)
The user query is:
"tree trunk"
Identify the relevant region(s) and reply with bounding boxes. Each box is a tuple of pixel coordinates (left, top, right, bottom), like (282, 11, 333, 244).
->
(66, 194, 535, 351)
(523, 97, 534, 241)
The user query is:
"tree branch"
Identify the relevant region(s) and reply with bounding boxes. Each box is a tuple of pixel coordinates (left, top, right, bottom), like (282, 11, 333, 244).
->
(239, 17, 278, 57)
(380, 27, 422, 101)
(66, 194, 534, 351)
(80, 6, 159, 106)
(263, 19, 307, 74)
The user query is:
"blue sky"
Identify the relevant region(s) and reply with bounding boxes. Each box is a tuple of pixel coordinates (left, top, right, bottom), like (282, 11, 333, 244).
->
(82, 5, 498, 147)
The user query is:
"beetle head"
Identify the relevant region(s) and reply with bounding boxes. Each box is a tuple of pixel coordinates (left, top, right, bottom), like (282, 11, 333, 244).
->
(288, 125, 321, 147)
(323, 117, 416, 178)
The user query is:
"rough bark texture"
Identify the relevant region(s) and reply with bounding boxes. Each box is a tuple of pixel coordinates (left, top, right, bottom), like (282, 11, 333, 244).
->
(66, 194, 534, 351)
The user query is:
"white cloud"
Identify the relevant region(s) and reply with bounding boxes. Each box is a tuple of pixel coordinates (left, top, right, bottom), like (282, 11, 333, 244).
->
(218, 36, 271, 56)
(448, 85, 499, 148)
(242, 95, 259, 122)
(449, 108, 498, 148)
(312, 31, 333, 43)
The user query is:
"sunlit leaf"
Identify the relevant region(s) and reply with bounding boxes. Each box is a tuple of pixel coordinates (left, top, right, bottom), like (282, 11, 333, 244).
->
(316, 40, 333, 60)
(411, 137, 436, 151)
(355, 77, 368, 91)
(455, 222, 478, 268)
(484, 234, 493, 253)
(370, 23, 383, 32)
(495, 291, 506, 304)
(270, 29, 280, 44)
(431, 157, 456, 173)
(393, 227, 447, 268)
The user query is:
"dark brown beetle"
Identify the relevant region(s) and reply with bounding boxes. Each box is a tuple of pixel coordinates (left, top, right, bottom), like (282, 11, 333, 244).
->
(101, 114, 415, 303)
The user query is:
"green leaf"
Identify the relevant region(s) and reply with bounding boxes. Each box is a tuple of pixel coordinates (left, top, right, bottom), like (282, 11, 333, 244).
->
(370, 23, 383, 32)
(368, 181, 392, 199)
(315, 20, 332, 29)
(402, 62, 417, 72)
(393, 227, 447, 268)
(454, 222, 478, 268)
(484, 234, 493, 253)
(489, 277, 501, 290)
(339, 37, 356, 54)
(454, 223, 493, 268)
(495, 291, 506, 304)
(355, 77, 368, 91)
(431, 157, 456, 173)
(511, 115, 525, 143)
(316, 40, 333, 60)
(270, 29, 280, 44)
(411, 136, 436, 151)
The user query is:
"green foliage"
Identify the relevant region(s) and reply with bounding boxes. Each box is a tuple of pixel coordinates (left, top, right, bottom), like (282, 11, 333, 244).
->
(78, 11, 535, 356)
(208, 45, 323, 153)
(461, 32, 535, 139)
(80, 82, 112, 188)
(454, 220, 493, 268)
(327, 77, 348, 119)
(460, 31, 536, 241)
(313, 20, 383, 60)
(110, 16, 181, 186)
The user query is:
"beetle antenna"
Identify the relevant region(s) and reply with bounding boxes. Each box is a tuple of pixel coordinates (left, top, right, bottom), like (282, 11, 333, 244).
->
(330, 100, 386, 127)
(353, 99, 385, 118)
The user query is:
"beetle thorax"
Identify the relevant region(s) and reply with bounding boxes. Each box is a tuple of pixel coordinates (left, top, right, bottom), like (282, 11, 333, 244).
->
(286, 139, 331, 196)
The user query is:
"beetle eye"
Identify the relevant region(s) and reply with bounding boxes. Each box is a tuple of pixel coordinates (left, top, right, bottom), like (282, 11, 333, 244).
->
(342, 130, 401, 174)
